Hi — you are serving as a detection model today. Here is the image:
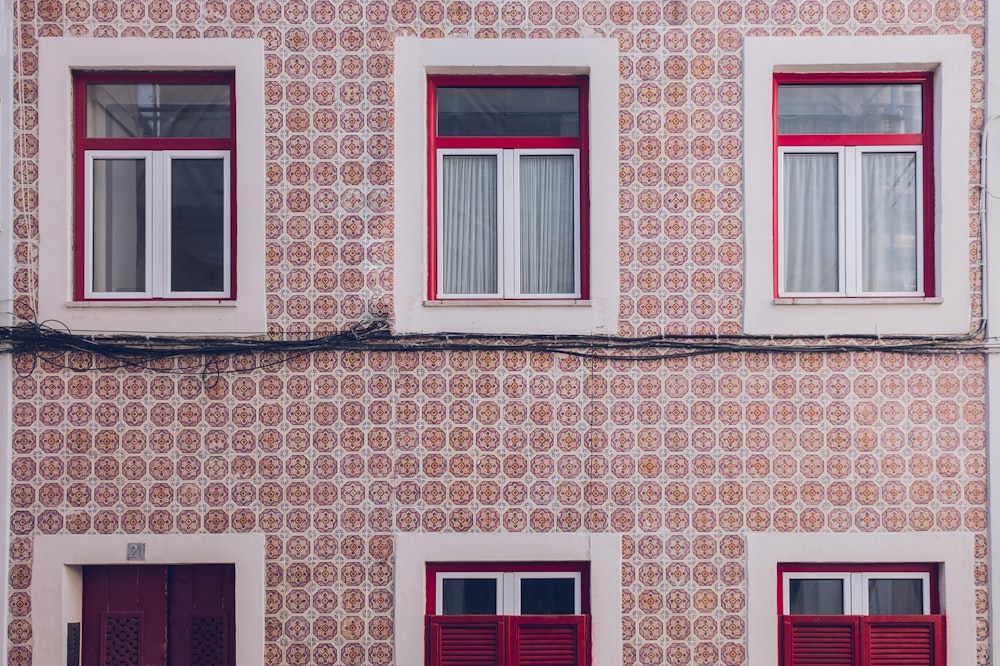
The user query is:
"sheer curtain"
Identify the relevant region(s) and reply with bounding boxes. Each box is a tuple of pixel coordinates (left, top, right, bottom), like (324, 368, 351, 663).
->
(783, 152, 839, 293)
(440, 155, 498, 295)
(519, 155, 575, 295)
(92, 158, 146, 293)
(862, 152, 917, 292)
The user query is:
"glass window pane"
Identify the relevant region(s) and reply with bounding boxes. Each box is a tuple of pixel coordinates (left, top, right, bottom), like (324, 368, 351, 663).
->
(170, 159, 226, 293)
(783, 153, 839, 293)
(778, 84, 922, 135)
(519, 578, 575, 615)
(868, 579, 924, 615)
(91, 159, 146, 293)
(861, 152, 918, 293)
(440, 155, 498, 295)
(788, 579, 845, 615)
(441, 579, 498, 615)
(87, 83, 231, 138)
(437, 87, 579, 137)
(519, 155, 576, 295)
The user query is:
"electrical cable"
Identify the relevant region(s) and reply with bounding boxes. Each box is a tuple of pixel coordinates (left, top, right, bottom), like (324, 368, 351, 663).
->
(0, 314, 990, 376)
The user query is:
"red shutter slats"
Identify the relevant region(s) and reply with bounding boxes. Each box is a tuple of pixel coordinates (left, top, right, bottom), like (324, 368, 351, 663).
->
(782, 616, 860, 666)
(508, 616, 588, 666)
(426, 616, 505, 666)
(862, 616, 945, 666)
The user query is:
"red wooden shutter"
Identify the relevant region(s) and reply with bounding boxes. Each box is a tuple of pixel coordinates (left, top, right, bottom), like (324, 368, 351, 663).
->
(508, 615, 588, 666)
(426, 615, 506, 666)
(781, 616, 860, 666)
(861, 616, 944, 666)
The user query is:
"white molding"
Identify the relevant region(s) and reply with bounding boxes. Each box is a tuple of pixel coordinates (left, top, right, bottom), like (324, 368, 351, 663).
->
(393, 37, 619, 334)
(747, 532, 975, 666)
(37, 37, 265, 335)
(395, 532, 622, 666)
(743, 34, 972, 335)
(983, 5, 1000, 663)
(32, 533, 265, 666)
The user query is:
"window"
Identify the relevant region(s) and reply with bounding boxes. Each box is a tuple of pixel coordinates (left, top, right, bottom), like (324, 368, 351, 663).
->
(425, 563, 589, 666)
(428, 77, 587, 300)
(742, 35, 972, 336)
(776, 73, 933, 298)
(38, 37, 265, 336)
(75, 72, 234, 300)
(393, 37, 619, 335)
(82, 564, 235, 666)
(780, 564, 944, 666)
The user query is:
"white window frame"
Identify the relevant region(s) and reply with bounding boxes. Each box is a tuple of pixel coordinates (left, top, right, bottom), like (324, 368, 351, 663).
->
(743, 34, 972, 335)
(777, 144, 924, 297)
(435, 570, 583, 615)
(393, 37, 619, 335)
(84, 150, 231, 300)
(782, 570, 932, 616)
(37, 37, 265, 335)
(435, 148, 581, 300)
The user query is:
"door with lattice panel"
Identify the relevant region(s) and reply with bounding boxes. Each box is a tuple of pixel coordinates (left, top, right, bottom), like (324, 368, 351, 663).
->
(81, 564, 235, 666)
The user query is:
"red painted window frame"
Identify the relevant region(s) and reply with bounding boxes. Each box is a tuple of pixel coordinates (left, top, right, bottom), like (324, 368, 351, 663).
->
(425, 561, 591, 615)
(777, 562, 940, 615)
(426, 75, 590, 301)
(771, 71, 935, 298)
(72, 70, 238, 302)
(778, 564, 944, 666)
(425, 562, 590, 666)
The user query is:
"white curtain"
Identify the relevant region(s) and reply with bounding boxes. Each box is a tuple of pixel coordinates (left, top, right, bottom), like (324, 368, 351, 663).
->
(441, 155, 498, 295)
(519, 155, 575, 294)
(788, 579, 844, 615)
(783, 153, 839, 293)
(862, 152, 917, 292)
(92, 158, 146, 293)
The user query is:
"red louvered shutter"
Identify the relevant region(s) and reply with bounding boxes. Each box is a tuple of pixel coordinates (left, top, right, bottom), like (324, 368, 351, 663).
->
(781, 615, 860, 666)
(426, 616, 506, 666)
(508, 615, 588, 666)
(861, 616, 945, 666)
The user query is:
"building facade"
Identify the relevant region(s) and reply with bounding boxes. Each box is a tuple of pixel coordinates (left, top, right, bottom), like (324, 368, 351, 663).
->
(1, 0, 993, 665)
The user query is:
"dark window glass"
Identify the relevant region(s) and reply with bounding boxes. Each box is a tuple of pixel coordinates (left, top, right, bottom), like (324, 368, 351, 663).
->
(777, 84, 922, 135)
(868, 578, 923, 615)
(441, 578, 497, 615)
(519, 578, 575, 615)
(437, 87, 579, 137)
(170, 159, 225, 292)
(788, 579, 845, 615)
(87, 83, 231, 138)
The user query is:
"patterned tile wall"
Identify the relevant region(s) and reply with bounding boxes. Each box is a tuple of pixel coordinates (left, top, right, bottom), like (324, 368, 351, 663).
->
(6, 1, 989, 665)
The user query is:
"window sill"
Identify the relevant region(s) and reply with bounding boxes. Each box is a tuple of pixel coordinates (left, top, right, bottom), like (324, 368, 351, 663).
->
(425, 299, 592, 307)
(774, 296, 943, 305)
(66, 300, 238, 308)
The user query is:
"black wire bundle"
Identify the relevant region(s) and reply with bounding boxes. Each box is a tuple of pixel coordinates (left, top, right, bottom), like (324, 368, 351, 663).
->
(0, 316, 988, 376)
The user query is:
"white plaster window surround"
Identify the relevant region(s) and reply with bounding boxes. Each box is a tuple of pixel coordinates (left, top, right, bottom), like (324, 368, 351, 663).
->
(395, 532, 622, 666)
(32, 533, 265, 666)
(747, 532, 976, 666)
(393, 37, 620, 335)
(743, 35, 972, 335)
(37, 37, 266, 336)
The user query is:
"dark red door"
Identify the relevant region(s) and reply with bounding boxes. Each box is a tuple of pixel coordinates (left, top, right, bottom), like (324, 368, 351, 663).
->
(82, 564, 235, 666)
(82, 565, 169, 666)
